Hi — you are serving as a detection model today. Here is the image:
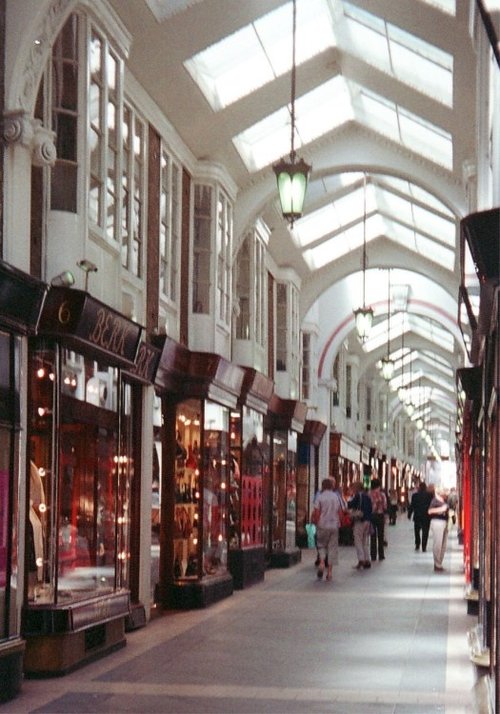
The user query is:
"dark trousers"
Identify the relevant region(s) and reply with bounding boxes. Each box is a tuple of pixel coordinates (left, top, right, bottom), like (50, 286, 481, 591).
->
(414, 518, 430, 551)
(370, 514, 385, 560)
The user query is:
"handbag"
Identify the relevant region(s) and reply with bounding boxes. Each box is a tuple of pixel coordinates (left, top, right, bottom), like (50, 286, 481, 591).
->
(339, 510, 352, 528)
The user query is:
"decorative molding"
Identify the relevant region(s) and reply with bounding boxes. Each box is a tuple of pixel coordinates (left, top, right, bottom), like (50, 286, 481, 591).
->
(17, 0, 74, 112)
(13, 0, 131, 114)
(3, 111, 56, 167)
(31, 121, 57, 167)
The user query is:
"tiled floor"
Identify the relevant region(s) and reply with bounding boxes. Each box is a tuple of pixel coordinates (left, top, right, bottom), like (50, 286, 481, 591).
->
(4, 517, 476, 713)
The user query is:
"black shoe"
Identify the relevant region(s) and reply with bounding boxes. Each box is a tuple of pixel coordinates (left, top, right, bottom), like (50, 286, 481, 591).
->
(363, 561, 371, 569)
(379, 556, 385, 560)
(422, 548, 426, 552)
(317, 567, 324, 579)
(415, 546, 419, 551)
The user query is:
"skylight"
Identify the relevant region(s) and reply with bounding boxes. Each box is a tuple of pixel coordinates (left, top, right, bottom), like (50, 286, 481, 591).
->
(184, 0, 336, 111)
(296, 174, 456, 273)
(343, 2, 453, 106)
(356, 89, 453, 169)
(233, 76, 352, 172)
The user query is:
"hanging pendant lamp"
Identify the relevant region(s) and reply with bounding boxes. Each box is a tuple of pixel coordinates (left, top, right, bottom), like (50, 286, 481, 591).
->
(353, 173, 373, 341)
(381, 269, 394, 381)
(273, 0, 311, 226)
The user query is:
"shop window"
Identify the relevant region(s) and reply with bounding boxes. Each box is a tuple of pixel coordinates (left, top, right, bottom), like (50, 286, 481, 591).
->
(121, 104, 145, 277)
(229, 407, 266, 549)
(235, 236, 250, 340)
(234, 230, 266, 344)
(28, 342, 131, 606)
(301, 332, 311, 401)
(0, 332, 21, 639)
(217, 191, 232, 325)
(276, 283, 287, 371)
(346, 364, 352, 418)
(160, 152, 181, 303)
(172, 399, 230, 580)
(193, 185, 212, 314)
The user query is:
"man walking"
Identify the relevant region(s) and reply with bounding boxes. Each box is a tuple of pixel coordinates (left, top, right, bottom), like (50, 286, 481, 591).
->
(407, 481, 432, 551)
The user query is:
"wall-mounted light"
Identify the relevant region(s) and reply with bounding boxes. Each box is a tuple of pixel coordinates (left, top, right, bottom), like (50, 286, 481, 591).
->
(50, 270, 75, 287)
(77, 259, 98, 291)
(272, 0, 311, 226)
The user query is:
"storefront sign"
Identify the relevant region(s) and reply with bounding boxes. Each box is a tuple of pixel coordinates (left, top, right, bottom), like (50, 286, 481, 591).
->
(188, 352, 245, 408)
(126, 341, 161, 384)
(0, 260, 46, 334)
(239, 368, 274, 414)
(38, 287, 142, 367)
(267, 394, 307, 433)
(300, 420, 327, 446)
(153, 334, 191, 392)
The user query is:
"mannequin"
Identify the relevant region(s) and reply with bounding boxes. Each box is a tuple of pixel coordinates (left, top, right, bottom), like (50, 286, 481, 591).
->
(28, 461, 45, 598)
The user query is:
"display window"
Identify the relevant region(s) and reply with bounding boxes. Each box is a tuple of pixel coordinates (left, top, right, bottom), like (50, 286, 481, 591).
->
(172, 399, 230, 580)
(0, 331, 21, 639)
(271, 429, 297, 551)
(27, 341, 133, 606)
(228, 407, 268, 550)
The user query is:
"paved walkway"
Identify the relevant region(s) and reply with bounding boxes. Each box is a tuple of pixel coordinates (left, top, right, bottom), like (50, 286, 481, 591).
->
(4, 517, 476, 713)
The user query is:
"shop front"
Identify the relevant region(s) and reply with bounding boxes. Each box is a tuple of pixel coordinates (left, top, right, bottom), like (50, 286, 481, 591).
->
(329, 432, 362, 491)
(23, 286, 143, 676)
(152, 336, 245, 609)
(265, 395, 307, 568)
(123, 340, 161, 630)
(0, 261, 46, 701)
(228, 368, 273, 589)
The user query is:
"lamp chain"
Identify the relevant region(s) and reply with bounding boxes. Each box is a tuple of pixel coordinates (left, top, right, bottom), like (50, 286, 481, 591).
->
(290, 0, 297, 161)
(362, 172, 367, 308)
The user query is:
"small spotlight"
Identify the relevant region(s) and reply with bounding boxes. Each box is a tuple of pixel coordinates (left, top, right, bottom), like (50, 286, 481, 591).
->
(77, 259, 98, 291)
(50, 270, 75, 287)
(77, 259, 97, 273)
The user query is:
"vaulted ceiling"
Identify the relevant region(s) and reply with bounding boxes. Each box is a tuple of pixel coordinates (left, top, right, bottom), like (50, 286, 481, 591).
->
(110, 0, 483, 454)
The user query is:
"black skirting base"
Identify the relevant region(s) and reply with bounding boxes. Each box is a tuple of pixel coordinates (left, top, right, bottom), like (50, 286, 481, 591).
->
(168, 572, 234, 609)
(268, 548, 302, 568)
(0, 639, 25, 703)
(228, 547, 265, 589)
(125, 602, 147, 631)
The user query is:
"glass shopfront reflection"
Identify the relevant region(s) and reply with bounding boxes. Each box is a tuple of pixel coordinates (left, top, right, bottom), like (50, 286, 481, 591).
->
(27, 342, 134, 606)
(0, 332, 21, 640)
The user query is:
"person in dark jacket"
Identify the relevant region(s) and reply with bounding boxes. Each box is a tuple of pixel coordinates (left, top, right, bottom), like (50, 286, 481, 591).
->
(407, 481, 433, 551)
(348, 481, 372, 569)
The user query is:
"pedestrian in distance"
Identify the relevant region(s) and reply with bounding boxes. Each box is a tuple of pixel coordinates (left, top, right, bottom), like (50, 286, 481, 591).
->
(311, 478, 346, 582)
(348, 481, 372, 570)
(407, 481, 433, 552)
(428, 487, 449, 572)
(369, 478, 387, 561)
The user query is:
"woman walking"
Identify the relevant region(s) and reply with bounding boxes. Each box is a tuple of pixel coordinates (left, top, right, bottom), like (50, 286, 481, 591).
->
(312, 478, 345, 582)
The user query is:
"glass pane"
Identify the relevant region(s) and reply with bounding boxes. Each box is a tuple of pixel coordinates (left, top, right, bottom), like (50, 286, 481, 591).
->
(150, 394, 162, 603)
(272, 430, 287, 550)
(240, 409, 265, 548)
(0, 333, 20, 637)
(28, 343, 57, 605)
(173, 400, 202, 580)
(89, 84, 101, 128)
(57, 350, 119, 603)
(285, 431, 297, 551)
(90, 33, 102, 79)
(202, 401, 229, 576)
